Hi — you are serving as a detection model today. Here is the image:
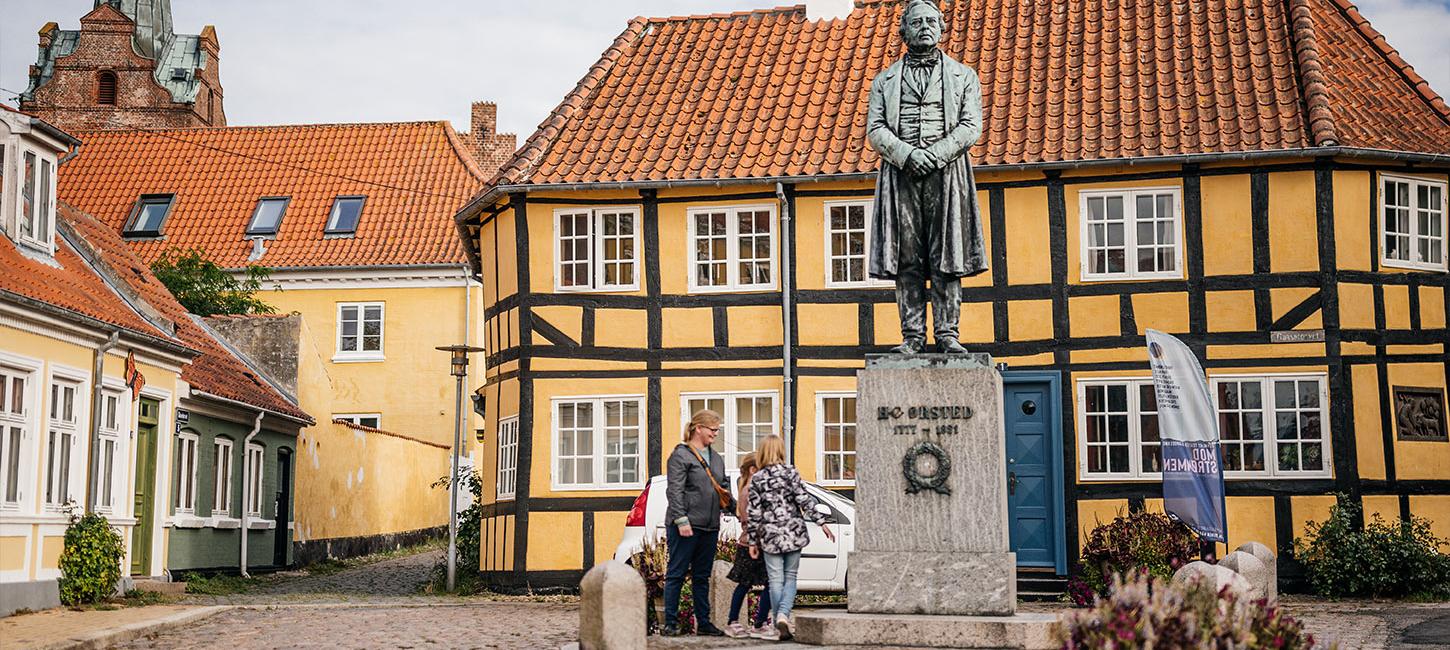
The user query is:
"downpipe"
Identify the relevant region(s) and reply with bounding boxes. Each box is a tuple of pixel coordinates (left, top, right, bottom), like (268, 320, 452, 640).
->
(84, 330, 120, 513)
(776, 182, 795, 461)
(240, 411, 264, 577)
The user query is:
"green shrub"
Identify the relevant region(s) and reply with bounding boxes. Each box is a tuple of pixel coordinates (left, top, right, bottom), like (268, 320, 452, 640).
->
(428, 470, 484, 593)
(1294, 494, 1450, 599)
(58, 510, 125, 606)
(1071, 510, 1201, 604)
(1059, 572, 1317, 649)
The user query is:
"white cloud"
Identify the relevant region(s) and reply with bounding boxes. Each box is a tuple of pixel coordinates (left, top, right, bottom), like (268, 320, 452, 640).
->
(3, 0, 1447, 140)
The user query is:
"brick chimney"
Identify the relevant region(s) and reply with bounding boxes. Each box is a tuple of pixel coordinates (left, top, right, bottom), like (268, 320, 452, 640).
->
(459, 101, 517, 179)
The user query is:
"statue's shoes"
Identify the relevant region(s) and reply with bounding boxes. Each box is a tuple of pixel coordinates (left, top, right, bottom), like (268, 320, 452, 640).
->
(937, 338, 968, 354)
(890, 340, 925, 354)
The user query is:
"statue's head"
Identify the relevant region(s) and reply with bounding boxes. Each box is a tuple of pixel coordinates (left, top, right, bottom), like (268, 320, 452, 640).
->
(899, 0, 944, 50)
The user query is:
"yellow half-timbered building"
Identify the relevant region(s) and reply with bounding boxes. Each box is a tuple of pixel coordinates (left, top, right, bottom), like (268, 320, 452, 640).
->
(455, 0, 1450, 590)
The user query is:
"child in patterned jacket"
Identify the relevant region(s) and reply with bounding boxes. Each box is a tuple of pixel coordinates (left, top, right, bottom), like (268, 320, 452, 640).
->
(745, 435, 834, 641)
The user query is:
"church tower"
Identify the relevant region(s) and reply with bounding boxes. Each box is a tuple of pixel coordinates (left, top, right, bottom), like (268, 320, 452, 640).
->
(20, 0, 225, 132)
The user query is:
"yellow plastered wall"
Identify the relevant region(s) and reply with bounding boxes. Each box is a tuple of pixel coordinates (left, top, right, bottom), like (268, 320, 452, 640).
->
(1201, 174, 1254, 276)
(1207, 291, 1257, 332)
(292, 422, 450, 543)
(1421, 287, 1447, 329)
(1290, 495, 1339, 541)
(1069, 295, 1118, 339)
(1270, 287, 1322, 330)
(1003, 187, 1050, 285)
(533, 306, 584, 343)
(1383, 285, 1412, 330)
(1332, 170, 1372, 271)
(1224, 496, 1278, 554)
(1009, 300, 1054, 341)
(1132, 292, 1190, 334)
(1076, 499, 1129, 551)
(594, 309, 648, 348)
(490, 208, 519, 299)
(1387, 364, 1450, 480)
(481, 514, 516, 572)
(798, 303, 859, 347)
(1268, 171, 1319, 273)
(1339, 283, 1375, 330)
(0, 537, 25, 572)
(729, 306, 783, 348)
(528, 511, 584, 570)
(261, 285, 469, 447)
(663, 308, 714, 348)
(1362, 495, 1401, 525)
(1409, 496, 1450, 552)
(1351, 364, 1387, 480)
(593, 511, 629, 564)
(40, 536, 63, 570)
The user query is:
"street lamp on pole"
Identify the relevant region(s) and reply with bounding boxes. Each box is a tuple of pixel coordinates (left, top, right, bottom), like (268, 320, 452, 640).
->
(437, 344, 485, 592)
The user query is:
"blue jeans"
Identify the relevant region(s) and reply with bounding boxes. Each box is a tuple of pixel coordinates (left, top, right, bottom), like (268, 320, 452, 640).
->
(727, 580, 771, 627)
(763, 551, 802, 620)
(663, 525, 719, 629)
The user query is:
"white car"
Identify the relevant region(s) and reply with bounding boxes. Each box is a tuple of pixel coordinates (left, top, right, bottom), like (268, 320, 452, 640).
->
(613, 474, 855, 592)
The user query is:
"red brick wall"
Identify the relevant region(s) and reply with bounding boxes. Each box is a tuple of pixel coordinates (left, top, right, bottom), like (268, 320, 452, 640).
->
(457, 101, 517, 179)
(20, 6, 225, 132)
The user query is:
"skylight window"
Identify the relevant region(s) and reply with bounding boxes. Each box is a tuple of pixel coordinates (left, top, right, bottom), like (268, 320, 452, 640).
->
(123, 195, 175, 238)
(246, 197, 290, 237)
(325, 196, 365, 235)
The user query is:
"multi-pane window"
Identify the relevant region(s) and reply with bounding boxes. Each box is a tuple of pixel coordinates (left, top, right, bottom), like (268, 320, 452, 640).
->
(1080, 188, 1181, 280)
(0, 368, 30, 506)
(174, 431, 199, 514)
(246, 197, 290, 236)
(325, 196, 366, 235)
(94, 392, 123, 512)
(683, 391, 778, 469)
(826, 202, 881, 286)
(496, 416, 519, 500)
(123, 194, 174, 237)
(213, 438, 233, 515)
(244, 444, 265, 517)
(45, 379, 80, 507)
(688, 206, 776, 291)
(553, 397, 644, 490)
(555, 208, 640, 291)
(18, 151, 55, 249)
(1078, 379, 1161, 479)
(336, 302, 384, 358)
(1214, 375, 1329, 477)
(334, 413, 381, 429)
(818, 393, 857, 485)
(1382, 175, 1447, 271)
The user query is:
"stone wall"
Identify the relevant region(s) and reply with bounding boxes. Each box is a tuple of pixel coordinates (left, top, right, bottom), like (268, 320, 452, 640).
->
(202, 313, 302, 394)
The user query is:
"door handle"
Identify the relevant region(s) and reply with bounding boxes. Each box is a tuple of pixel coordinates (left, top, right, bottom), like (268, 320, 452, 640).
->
(1007, 472, 1018, 495)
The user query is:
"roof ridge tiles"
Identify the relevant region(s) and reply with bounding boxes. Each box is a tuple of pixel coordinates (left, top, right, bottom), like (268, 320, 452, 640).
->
(646, 4, 804, 24)
(1288, 0, 1341, 146)
(1325, 0, 1450, 124)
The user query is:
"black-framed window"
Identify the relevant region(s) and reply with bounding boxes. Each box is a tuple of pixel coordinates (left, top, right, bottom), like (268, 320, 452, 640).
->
(123, 194, 175, 237)
(246, 197, 290, 237)
(325, 196, 366, 235)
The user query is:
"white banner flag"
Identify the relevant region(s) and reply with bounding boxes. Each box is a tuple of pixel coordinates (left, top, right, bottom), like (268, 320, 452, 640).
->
(1146, 329, 1227, 542)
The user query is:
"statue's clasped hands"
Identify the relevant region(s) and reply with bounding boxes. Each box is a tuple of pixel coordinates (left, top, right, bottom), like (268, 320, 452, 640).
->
(905, 148, 944, 177)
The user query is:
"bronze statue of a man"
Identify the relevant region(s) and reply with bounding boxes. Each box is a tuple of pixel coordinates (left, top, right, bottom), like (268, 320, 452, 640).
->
(867, 0, 986, 355)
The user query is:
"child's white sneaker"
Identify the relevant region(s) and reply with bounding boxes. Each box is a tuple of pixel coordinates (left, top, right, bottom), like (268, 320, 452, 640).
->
(723, 622, 749, 638)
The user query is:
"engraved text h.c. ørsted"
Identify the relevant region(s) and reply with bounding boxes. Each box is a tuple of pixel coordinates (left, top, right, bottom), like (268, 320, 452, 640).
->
(877, 404, 973, 436)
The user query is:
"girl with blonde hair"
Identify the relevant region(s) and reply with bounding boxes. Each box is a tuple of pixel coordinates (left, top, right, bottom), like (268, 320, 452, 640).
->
(662, 409, 732, 636)
(745, 434, 834, 641)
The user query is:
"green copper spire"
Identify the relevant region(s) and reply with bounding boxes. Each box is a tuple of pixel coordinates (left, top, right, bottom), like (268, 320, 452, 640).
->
(95, 0, 173, 60)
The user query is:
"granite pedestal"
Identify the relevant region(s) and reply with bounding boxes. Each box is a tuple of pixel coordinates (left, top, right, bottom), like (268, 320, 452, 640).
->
(793, 355, 1059, 649)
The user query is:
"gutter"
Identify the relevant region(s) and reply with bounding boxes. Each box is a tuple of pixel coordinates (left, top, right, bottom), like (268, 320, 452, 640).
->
(0, 289, 195, 359)
(239, 411, 263, 578)
(776, 182, 795, 461)
(191, 389, 312, 427)
(84, 330, 120, 513)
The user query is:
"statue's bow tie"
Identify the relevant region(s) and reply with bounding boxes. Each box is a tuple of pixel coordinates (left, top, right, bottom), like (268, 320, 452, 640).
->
(905, 51, 940, 69)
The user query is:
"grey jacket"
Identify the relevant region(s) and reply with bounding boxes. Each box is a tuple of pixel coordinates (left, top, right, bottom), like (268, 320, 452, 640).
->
(665, 444, 734, 531)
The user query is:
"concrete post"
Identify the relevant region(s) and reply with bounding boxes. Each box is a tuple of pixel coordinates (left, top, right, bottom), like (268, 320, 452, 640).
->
(579, 561, 646, 650)
(709, 560, 736, 628)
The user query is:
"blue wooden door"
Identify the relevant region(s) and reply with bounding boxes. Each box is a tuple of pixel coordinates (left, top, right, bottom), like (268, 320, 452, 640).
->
(1004, 380, 1060, 568)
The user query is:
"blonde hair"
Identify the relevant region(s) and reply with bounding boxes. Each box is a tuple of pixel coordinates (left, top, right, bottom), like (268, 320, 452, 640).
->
(756, 434, 787, 467)
(737, 452, 758, 488)
(684, 409, 722, 443)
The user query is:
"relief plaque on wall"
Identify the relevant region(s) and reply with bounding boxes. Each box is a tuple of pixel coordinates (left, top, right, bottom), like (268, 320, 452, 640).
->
(1393, 387, 1447, 442)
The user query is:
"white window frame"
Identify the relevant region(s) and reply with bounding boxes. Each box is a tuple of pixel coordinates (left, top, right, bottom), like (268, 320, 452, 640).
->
(16, 148, 57, 254)
(680, 390, 780, 470)
(550, 395, 646, 491)
(334, 302, 385, 362)
(1210, 373, 1332, 479)
(1380, 173, 1448, 272)
(1078, 187, 1184, 281)
(496, 416, 519, 500)
(212, 437, 234, 516)
(244, 443, 265, 517)
(0, 354, 42, 511)
(823, 201, 891, 288)
(173, 430, 199, 515)
(686, 204, 778, 293)
(43, 370, 87, 511)
(1075, 378, 1163, 481)
(93, 386, 128, 513)
(815, 392, 858, 487)
(334, 413, 381, 429)
(553, 207, 642, 292)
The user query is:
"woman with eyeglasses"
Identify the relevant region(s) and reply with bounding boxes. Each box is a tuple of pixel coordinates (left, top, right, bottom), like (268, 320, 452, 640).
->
(661, 409, 734, 637)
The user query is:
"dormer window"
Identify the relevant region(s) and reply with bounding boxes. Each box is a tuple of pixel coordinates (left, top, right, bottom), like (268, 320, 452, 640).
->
(246, 197, 290, 237)
(97, 71, 118, 105)
(17, 150, 55, 251)
(124, 194, 175, 238)
(325, 196, 365, 235)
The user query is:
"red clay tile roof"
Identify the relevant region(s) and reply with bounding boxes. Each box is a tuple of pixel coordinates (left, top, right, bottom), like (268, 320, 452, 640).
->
(58, 121, 487, 270)
(52, 203, 312, 423)
(490, 0, 1450, 188)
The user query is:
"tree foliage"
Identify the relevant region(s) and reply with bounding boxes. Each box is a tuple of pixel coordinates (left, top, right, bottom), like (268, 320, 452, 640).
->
(149, 247, 276, 316)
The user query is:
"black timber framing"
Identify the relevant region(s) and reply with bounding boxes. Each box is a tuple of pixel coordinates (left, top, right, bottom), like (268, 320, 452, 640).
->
(511, 192, 534, 580)
(784, 183, 800, 463)
(1251, 171, 1273, 330)
(1183, 166, 1207, 358)
(643, 189, 664, 478)
(989, 187, 1009, 342)
(1316, 161, 1361, 509)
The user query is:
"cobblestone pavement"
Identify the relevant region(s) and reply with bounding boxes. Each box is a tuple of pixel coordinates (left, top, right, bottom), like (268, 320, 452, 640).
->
(181, 548, 447, 606)
(1280, 598, 1450, 649)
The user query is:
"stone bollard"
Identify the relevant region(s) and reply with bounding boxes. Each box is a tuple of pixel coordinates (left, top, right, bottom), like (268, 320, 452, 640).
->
(709, 560, 736, 629)
(1234, 541, 1277, 601)
(579, 561, 646, 650)
(1172, 560, 1250, 599)
(1219, 550, 1271, 601)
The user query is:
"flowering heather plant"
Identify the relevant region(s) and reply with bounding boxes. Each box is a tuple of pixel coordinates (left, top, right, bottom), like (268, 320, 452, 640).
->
(1059, 572, 1319, 649)
(630, 534, 738, 632)
(1072, 510, 1201, 604)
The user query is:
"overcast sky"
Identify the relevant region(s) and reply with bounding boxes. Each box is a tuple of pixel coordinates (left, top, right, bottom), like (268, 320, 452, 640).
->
(3, 0, 1448, 140)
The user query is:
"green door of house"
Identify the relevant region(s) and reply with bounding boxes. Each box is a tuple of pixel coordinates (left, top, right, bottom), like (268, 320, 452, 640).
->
(130, 398, 159, 576)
